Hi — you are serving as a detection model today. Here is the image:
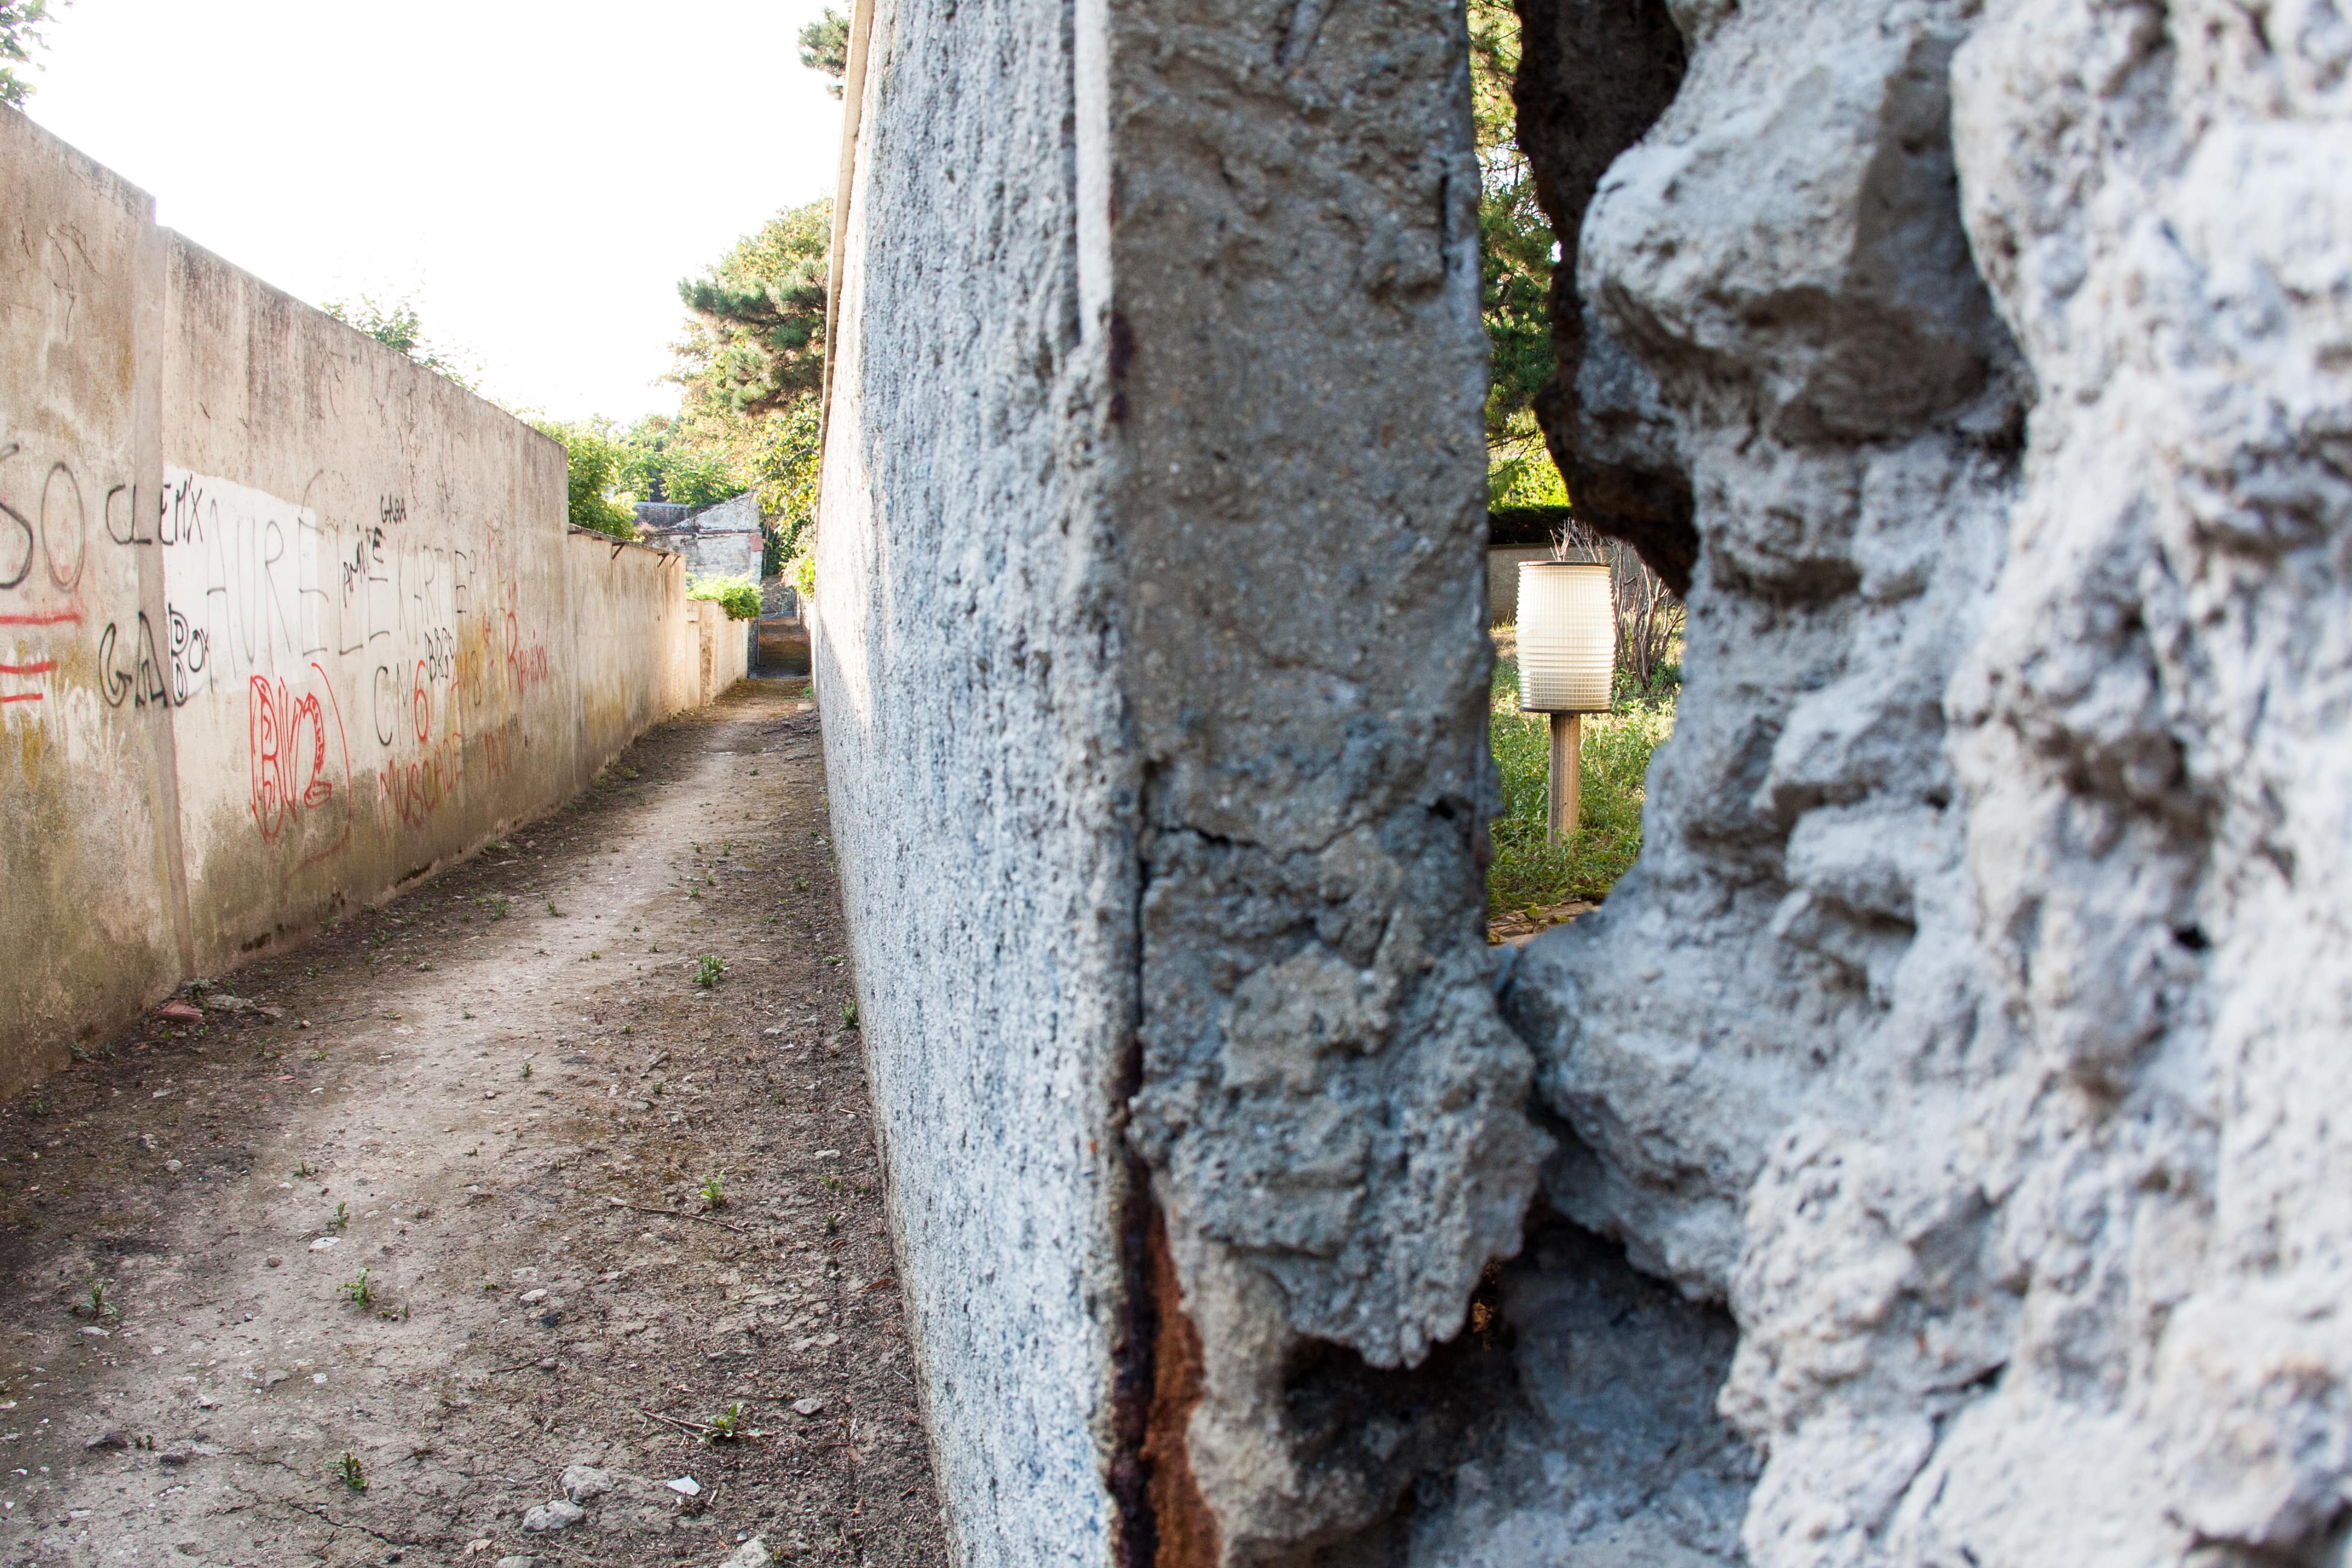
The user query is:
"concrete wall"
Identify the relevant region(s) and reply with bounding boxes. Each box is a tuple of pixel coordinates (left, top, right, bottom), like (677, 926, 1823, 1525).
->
(817, 0, 2352, 1563)
(815, 0, 1538, 1558)
(1486, 544, 1549, 625)
(1, 107, 742, 1086)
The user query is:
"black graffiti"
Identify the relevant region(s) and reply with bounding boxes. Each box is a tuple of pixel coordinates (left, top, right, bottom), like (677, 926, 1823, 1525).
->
(97, 613, 172, 710)
(105, 482, 155, 546)
(0, 443, 31, 590)
(167, 604, 209, 704)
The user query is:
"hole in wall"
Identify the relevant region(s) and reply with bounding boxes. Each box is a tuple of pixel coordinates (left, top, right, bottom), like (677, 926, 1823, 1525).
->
(1472, 0, 1693, 949)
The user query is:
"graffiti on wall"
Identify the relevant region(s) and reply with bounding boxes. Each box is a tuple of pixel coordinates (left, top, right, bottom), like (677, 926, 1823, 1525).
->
(0, 438, 98, 712)
(1, 436, 554, 866)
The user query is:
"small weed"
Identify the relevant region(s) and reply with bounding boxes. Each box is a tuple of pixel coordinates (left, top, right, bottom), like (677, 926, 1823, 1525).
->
(310, 1047, 327, 1062)
(69, 1045, 88, 1062)
(28, 1100, 45, 1118)
(338, 1452, 367, 1492)
(519, 1060, 532, 1080)
(482, 897, 511, 921)
(694, 955, 726, 989)
(546, 901, 563, 917)
(824, 1214, 841, 1236)
(841, 1002, 859, 1030)
(653, 1080, 666, 1097)
(822, 1174, 840, 1193)
(620, 766, 639, 780)
(700, 1172, 728, 1210)
(295, 1158, 312, 1178)
(81, 1275, 116, 1319)
(304, 965, 318, 978)
(330, 1201, 348, 1230)
(705, 1402, 746, 1442)
(342, 1269, 373, 1307)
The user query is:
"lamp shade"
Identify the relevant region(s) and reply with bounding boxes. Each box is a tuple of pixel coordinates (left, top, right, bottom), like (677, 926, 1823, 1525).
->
(1518, 558, 1614, 713)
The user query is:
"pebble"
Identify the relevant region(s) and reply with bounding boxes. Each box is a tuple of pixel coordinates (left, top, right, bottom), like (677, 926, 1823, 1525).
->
(520, 1289, 548, 1305)
(714, 1539, 773, 1568)
(560, 1463, 612, 1502)
(496, 1558, 535, 1568)
(309, 1237, 337, 1252)
(791, 1398, 825, 1417)
(162, 1160, 181, 1174)
(520, 1499, 585, 1532)
(665, 1475, 701, 1497)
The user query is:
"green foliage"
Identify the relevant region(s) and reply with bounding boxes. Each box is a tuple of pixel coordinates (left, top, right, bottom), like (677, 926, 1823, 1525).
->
(789, 547, 816, 600)
(688, 574, 762, 621)
(529, 417, 638, 541)
(0, 0, 62, 109)
(321, 296, 479, 390)
(800, 7, 849, 96)
(1486, 648, 1674, 914)
(1469, 0, 1563, 505)
(615, 414, 745, 509)
(675, 203, 829, 420)
(694, 953, 726, 989)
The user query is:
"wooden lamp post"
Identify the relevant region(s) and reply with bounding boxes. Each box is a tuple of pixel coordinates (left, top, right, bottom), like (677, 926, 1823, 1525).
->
(1517, 553, 1615, 842)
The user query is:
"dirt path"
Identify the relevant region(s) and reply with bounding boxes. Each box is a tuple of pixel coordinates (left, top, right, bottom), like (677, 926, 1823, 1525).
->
(0, 680, 943, 1567)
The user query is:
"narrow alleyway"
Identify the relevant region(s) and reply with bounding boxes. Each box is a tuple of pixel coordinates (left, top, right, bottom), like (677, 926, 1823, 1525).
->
(0, 681, 943, 1566)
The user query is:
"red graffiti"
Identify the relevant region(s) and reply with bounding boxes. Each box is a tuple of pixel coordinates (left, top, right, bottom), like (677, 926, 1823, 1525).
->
(0, 610, 80, 627)
(503, 608, 550, 694)
(376, 734, 463, 831)
(249, 662, 351, 855)
(0, 658, 51, 705)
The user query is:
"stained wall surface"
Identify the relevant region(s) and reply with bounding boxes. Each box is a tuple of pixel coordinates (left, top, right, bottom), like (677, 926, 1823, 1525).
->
(1, 108, 743, 1086)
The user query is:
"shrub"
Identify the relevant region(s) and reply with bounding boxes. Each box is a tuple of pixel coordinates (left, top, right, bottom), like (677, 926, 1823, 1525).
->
(688, 574, 762, 621)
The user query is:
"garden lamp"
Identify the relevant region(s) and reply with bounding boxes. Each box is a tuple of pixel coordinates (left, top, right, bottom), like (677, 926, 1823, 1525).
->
(1517, 554, 1615, 842)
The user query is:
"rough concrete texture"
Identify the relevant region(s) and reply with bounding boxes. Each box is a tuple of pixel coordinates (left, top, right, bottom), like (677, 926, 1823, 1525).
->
(815, 0, 1542, 1556)
(819, 0, 2352, 1557)
(1500, 0, 2352, 1564)
(1, 106, 745, 1086)
(811, 0, 1137, 1558)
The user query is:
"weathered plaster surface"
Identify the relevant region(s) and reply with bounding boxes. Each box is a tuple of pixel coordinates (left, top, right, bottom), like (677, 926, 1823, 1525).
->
(1, 107, 743, 1085)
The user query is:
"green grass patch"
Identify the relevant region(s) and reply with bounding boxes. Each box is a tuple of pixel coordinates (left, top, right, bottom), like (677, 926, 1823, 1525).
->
(1488, 648, 1674, 915)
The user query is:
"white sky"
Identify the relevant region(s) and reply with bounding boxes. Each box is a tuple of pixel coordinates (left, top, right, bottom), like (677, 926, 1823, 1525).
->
(24, 0, 846, 423)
